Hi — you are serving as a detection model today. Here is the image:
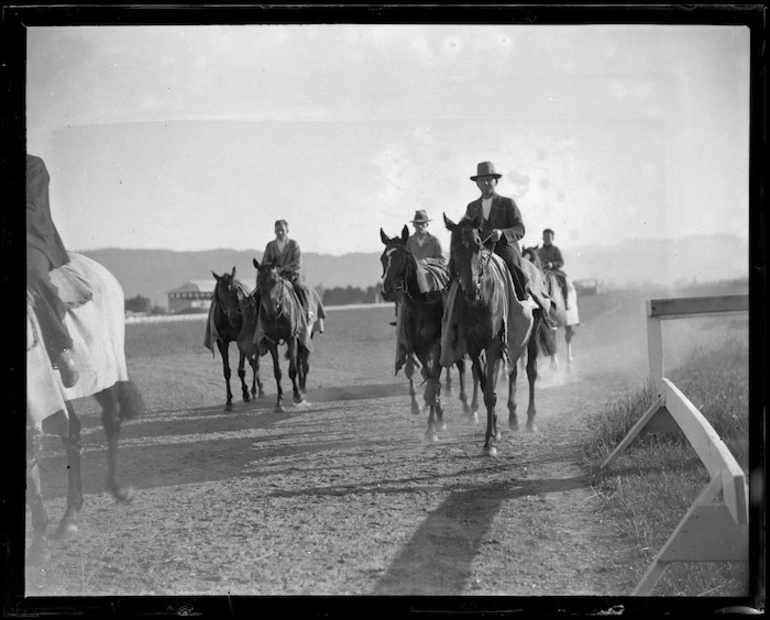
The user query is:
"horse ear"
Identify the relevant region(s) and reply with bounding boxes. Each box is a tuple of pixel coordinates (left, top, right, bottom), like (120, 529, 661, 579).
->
(252, 258, 259, 270)
(231, 266, 236, 278)
(380, 228, 390, 245)
(401, 225, 409, 243)
(443, 212, 456, 231)
(212, 270, 221, 281)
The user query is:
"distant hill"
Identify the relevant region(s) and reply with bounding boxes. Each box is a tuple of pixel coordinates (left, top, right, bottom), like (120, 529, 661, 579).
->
(79, 234, 749, 309)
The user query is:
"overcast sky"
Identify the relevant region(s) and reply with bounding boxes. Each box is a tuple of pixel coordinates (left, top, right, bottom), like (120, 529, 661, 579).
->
(26, 24, 750, 256)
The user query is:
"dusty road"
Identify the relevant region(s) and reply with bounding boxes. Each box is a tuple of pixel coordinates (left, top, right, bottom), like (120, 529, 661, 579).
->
(23, 295, 677, 602)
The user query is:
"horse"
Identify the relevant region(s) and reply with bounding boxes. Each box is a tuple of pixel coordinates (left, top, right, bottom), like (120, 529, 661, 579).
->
(379, 226, 470, 441)
(204, 267, 265, 411)
(252, 259, 322, 412)
(442, 213, 556, 456)
(522, 246, 579, 371)
(26, 252, 146, 565)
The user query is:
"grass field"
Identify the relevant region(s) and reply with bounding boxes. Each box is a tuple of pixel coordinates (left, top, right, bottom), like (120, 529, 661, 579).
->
(583, 324, 756, 599)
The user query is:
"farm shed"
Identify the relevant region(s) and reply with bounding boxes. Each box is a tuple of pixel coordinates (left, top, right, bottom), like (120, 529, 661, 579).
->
(167, 280, 215, 313)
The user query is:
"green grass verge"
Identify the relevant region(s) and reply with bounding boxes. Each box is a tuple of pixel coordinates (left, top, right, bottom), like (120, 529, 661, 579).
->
(583, 333, 754, 598)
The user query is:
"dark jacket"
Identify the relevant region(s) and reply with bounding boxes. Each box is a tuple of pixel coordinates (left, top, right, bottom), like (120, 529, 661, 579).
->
(537, 244, 565, 270)
(464, 193, 526, 254)
(26, 154, 69, 269)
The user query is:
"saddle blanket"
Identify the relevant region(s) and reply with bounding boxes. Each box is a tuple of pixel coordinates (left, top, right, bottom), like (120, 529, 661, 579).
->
(439, 253, 533, 375)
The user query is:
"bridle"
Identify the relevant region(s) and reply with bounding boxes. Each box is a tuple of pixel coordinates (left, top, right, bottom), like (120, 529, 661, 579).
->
(459, 230, 496, 302)
(259, 269, 287, 321)
(382, 244, 440, 306)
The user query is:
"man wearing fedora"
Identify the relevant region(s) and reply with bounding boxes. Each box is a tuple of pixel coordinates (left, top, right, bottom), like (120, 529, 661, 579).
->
(463, 161, 557, 329)
(389, 209, 447, 326)
(406, 209, 446, 264)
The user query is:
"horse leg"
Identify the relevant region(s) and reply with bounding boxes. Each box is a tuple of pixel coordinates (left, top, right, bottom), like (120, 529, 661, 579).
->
(404, 354, 421, 415)
(508, 362, 520, 431)
(51, 404, 84, 540)
(217, 339, 234, 411)
(525, 322, 540, 432)
(469, 357, 481, 423)
(299, 346, 310, 394)
(250, 353, 266, 399)
(268, 342, 284, 412)
(95, 385, 136, 502)
(456, 359, 471, 415)
(238, 350, 250, 402)
(26, 424, 51, 565)
(287, 338, 304, 404)
(565, 325, 574, 372)
(444, 361, 453, 396)
(482, 351, 502, 456)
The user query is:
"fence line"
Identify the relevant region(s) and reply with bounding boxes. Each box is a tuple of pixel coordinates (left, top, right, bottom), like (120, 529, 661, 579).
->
(126, 302, 391, 324)
(601, 294, 749, 596)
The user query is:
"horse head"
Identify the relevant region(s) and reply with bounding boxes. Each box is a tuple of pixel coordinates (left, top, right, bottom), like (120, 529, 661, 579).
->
(253, 258, 286, 318)
(212, 267, 246, 323)
(379, 225, 412, 302)
(522, 245, 542, 269)
(444, 213, 487, 304)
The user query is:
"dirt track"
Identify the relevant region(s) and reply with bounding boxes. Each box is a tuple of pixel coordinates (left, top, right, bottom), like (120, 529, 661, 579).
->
(25, 296, 665, 600)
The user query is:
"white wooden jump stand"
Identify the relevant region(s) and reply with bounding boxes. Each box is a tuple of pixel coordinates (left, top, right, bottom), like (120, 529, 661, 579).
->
(601, 294, 750, 596)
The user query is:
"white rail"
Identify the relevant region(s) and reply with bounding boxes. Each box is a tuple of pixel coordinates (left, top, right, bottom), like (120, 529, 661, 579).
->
(601, 294, 749, 596)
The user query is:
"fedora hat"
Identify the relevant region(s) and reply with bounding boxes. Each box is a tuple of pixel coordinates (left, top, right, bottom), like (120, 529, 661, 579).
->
(470, 161, 502, 181)
(411, 209, 431, 224)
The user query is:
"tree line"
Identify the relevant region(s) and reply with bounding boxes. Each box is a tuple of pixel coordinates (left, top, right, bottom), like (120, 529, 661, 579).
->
(125, 283, 386, 315)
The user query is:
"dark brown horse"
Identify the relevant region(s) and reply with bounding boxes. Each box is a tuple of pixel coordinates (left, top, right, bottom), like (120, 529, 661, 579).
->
(443, 213, 556, 456)
(206, 267, 265, 411)
(26, 253, 145, 565)
(522, 246, 578, 371)
(379, 226, 469, 441)
(253, 259, 319, 412)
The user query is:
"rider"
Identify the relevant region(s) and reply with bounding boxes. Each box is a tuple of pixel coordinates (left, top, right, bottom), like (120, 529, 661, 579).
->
(261, 219, 324, 332)
(26, 153, 79, 388)
(390, 209, 446, 326)
(537, 228, 570, 310)
(461, 161, 558, 330)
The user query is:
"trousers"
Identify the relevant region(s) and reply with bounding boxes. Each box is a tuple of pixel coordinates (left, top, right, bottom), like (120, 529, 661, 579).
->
(27, 244, 72, 357)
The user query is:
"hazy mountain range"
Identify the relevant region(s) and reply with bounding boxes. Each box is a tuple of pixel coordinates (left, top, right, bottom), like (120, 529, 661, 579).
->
(80, 234, 749, 309)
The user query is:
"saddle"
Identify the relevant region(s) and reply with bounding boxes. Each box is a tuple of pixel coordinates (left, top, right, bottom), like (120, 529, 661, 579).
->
(49, 261, 93, 310)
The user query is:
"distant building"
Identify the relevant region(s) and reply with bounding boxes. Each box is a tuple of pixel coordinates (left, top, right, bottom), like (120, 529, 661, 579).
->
(167, 280, 215, 313)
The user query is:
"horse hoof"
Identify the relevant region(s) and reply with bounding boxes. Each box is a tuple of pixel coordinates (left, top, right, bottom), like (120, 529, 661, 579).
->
(439, 422, 448, 432)
(411, 403, 421, 416)
(425, 432, 439, 443)
(509, 418, 519, 432)
(484, 446, 498, 457)
(224, 403, 233, 412)
(26, 545, 52, 566)
(258, 391, 266, 399)
(526, 422, 538, 433)
(243, 395, 251, 403)
(275, 404, 284, 413)
(51, 520, 78, 540)
(495, 431, 503, 442)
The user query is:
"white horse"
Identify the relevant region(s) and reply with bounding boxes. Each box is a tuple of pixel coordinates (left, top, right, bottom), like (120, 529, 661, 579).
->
(26, 252, 144, 565)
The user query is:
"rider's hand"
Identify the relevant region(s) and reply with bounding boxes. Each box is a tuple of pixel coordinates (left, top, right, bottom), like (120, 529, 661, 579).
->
(545, 261, 553, 269)
(491, 229, 502, 242)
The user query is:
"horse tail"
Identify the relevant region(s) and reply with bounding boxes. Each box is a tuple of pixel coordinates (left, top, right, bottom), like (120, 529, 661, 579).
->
(117, 380, 146, 420)
(536, 312, 558, 358)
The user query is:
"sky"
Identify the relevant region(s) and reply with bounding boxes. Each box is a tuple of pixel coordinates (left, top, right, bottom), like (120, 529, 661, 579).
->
(26, 23, 750, 256)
